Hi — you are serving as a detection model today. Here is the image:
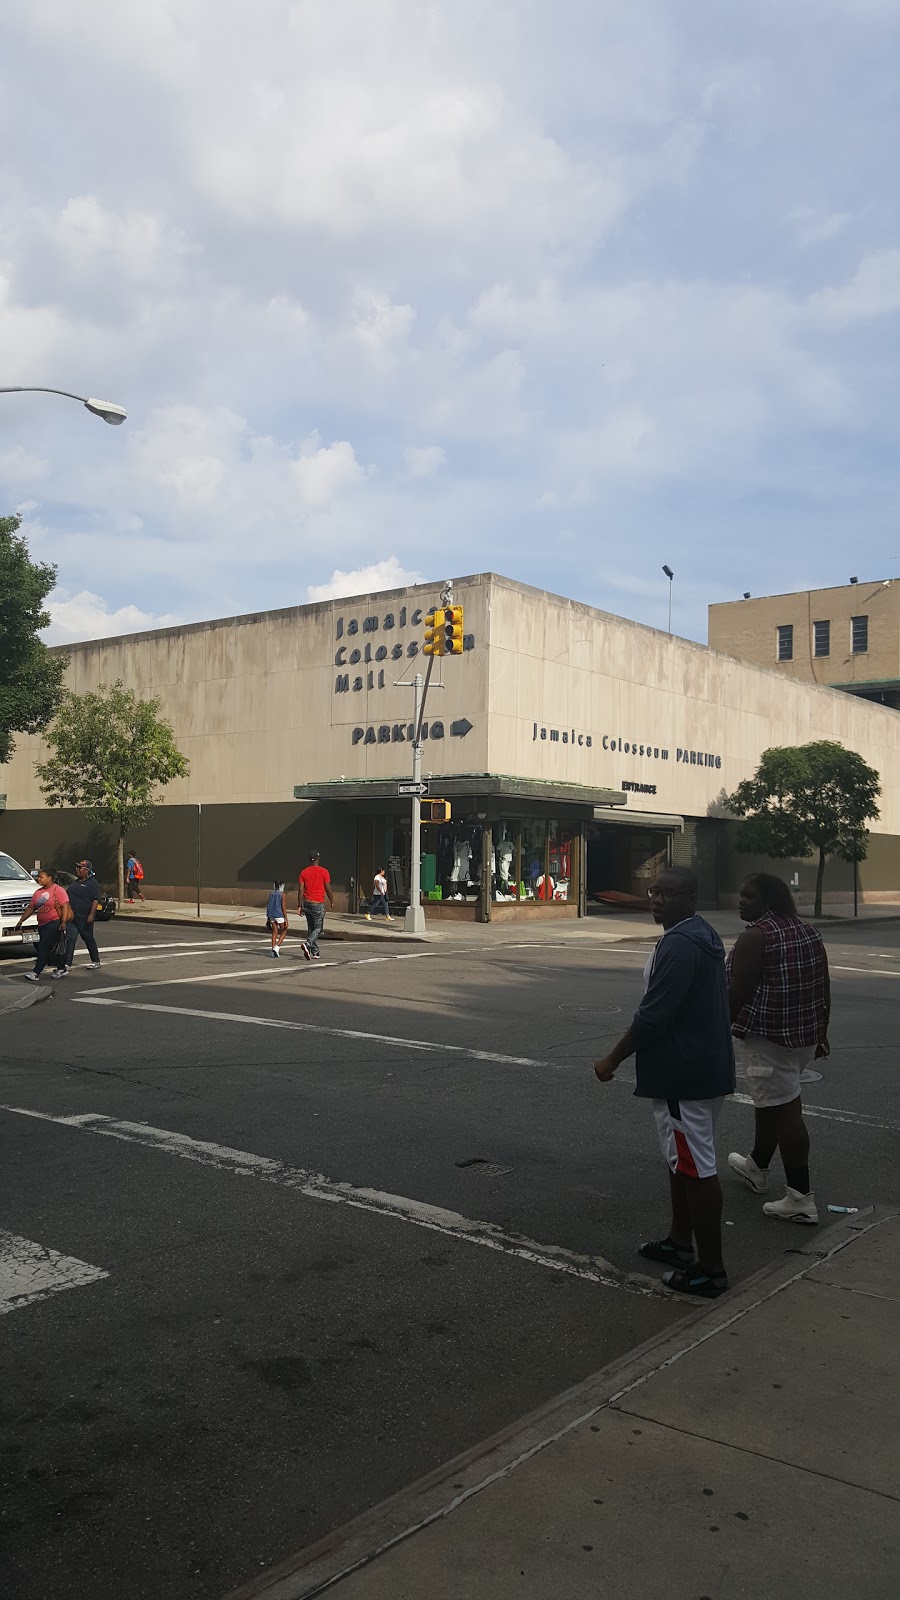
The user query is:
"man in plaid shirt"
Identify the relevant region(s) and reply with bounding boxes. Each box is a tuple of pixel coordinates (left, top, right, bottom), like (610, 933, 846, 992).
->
(727, 873, 830, 1224)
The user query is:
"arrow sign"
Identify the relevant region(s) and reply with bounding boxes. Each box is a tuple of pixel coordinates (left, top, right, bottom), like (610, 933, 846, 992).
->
(450, 718, 473, 738)
(398, 781, 430, 797)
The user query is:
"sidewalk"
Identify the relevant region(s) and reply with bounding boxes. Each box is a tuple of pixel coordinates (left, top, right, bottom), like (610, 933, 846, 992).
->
(115, 896, 900, 947)
(229, 1209, 899, 1600)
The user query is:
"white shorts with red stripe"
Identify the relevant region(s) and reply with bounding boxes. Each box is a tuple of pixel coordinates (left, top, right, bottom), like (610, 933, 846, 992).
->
(651, 1097, 725, 1180)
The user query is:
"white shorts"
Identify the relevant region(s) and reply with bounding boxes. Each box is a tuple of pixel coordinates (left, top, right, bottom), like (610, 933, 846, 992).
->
(734, 1036, 815, 1109)
(652, 1097, 725, 1179)
(270, 917, 285, 926)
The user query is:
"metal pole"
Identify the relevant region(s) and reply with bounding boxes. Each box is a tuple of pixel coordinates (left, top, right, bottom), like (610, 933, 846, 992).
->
(405, 673, 426, 934)
(196, 803, 202, 919)
(853, 858, 859, 918)
(668, 578, 672, 635)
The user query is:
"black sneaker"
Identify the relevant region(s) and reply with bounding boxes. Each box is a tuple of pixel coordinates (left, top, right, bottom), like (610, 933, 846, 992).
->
(662, 1265, 729, 1298)
(638, 1237, 695, 1268)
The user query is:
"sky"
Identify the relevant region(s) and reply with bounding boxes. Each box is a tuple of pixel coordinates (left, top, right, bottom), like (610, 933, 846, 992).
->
(2, 0, 899, 647)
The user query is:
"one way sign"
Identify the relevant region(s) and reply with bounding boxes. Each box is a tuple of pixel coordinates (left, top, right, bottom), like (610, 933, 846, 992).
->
(450, 718, 473, 738)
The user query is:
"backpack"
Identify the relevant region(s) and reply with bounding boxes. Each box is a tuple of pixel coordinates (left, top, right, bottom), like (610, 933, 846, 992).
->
(131, 858, 144, 880)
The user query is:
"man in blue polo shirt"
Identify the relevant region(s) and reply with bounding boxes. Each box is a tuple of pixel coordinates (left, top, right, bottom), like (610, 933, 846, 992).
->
(54, 859, 103, 975)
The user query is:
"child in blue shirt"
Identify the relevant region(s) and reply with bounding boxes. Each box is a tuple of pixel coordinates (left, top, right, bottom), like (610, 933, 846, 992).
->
(266, 882, 288, 957)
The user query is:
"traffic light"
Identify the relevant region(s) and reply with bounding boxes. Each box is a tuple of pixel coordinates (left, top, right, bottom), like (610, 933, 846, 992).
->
(423, 606, 464, 656)
(442, 605, 464, 655)
(421, 800, 451, 823)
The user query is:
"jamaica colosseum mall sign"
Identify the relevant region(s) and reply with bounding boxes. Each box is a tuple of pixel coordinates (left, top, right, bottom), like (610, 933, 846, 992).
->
(532, 724, 723, 769)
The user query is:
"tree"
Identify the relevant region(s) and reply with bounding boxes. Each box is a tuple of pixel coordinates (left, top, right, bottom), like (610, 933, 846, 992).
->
(35, 681, 190, 901)
(0, 512, 66, 762)
(726, 740, 881, 917)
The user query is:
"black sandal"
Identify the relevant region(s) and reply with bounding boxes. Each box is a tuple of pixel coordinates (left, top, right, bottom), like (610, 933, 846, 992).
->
(638, 1237, 695, 1267)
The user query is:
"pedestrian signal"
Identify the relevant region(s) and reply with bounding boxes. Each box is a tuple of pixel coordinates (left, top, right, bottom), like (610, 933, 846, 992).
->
(423, 610, 443, 655)
(421, 800, 451, 823)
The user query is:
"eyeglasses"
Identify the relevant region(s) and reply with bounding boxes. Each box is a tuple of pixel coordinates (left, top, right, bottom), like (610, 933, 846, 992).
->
(647, 887, 682, 901)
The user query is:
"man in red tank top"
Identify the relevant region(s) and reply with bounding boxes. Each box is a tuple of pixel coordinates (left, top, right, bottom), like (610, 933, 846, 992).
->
(726, 873, 830, 1225)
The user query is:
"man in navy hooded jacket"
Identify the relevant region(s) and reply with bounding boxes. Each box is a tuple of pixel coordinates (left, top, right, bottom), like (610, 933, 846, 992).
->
(594, 867, 735, 1297)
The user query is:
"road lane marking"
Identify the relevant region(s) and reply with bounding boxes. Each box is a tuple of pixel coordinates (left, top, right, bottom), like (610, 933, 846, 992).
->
(0, 1108, 661, 1299)
(69, 998, 900, 1133)
(76, 940, 652, 997)
(72, 996, 559, 1068)
(79, 940, 261, 968)
(730, 1090, 898, 1133)
(832, 964, 900, 977)
(0, 1230, 108, 1315)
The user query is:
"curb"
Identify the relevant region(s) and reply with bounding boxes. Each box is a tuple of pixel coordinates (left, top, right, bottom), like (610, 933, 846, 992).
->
(222, 1208, 891, 1600)
(0, 980, 53, 1015)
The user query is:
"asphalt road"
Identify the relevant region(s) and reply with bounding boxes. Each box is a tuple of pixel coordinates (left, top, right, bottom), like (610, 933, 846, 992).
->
(1, 919, 897, 1599)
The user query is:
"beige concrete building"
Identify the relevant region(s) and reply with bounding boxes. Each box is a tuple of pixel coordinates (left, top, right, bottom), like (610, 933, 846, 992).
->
(708, 578, 900, 707)
(3, 572, 900, 916)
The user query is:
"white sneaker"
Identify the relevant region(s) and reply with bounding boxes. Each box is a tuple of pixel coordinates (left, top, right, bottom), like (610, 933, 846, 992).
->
(24, 971, 39, 982)
(763, 1187, 818, 1225)
(88, 962, 102, 970)
(728, 1152, 769, 1194)
(51, 967, 68, 978)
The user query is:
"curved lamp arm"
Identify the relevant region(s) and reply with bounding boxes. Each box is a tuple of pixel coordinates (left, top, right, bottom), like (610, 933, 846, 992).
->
(0, 386, 126, 425)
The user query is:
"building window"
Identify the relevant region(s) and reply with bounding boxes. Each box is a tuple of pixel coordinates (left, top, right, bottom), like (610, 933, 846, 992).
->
(851, 615, 868, 654)
(776, 624, 793, 662)
(813, 620, 830, 657)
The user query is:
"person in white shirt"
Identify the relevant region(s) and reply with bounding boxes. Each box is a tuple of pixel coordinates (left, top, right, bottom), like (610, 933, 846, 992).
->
(365, 868, 393, 921)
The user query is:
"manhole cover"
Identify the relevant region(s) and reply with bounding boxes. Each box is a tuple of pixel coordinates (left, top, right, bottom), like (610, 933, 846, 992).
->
(557, 1002, 621, 1014)
(455, 1157, 513, 1177)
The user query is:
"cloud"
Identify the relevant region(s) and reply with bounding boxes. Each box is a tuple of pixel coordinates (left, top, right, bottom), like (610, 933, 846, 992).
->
(0, 445, 49, 483)
(307, 557, 424, 603)
(809, 251, 900, 323)
(404, 446, 446, 478)
(291, 434, 367, 507)
(42, 588, 184, 645)
(1, 1, 899, 649)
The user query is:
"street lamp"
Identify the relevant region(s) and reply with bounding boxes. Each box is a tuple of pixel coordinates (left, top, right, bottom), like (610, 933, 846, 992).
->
(0, 386, 127, 425)
(662, 564, 674, 634)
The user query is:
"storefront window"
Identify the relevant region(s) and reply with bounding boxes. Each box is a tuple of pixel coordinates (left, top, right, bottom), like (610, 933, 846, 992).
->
(425, 819, 484, 903)
(518, 819, 547, 903)
(493, 822, 517, 901)
(548, 821, 577, 903)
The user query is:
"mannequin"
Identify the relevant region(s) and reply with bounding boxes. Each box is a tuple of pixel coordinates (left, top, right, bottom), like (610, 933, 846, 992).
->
(495, 827, 515, 901)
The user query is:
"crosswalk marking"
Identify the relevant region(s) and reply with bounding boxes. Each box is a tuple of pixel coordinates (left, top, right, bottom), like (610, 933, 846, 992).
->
(0, 1108, 664, 1299)
(0, 1230, 108, 1315)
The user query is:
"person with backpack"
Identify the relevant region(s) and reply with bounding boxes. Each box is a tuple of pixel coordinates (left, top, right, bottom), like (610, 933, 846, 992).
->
(14, 869, 72, 980)
(126, 851, 145, 903)
(266, 881, 288, 957)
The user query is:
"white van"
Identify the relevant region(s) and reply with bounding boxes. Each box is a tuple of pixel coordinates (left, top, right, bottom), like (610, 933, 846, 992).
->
(0, 852, 40, 954)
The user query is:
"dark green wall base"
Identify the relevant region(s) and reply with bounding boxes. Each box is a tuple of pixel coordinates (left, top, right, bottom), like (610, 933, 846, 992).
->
(3, 804, 900, 907)
(0, 801, 356, 904)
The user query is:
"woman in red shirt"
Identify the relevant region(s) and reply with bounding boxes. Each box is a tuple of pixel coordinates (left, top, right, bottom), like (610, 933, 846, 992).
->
(15, 869, 72, 980)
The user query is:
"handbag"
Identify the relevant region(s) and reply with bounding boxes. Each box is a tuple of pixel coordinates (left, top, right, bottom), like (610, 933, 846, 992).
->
(53, 923, 70, 964)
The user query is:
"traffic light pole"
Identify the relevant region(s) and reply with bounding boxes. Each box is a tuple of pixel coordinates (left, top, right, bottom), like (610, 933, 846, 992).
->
(405, 652, 437, 935)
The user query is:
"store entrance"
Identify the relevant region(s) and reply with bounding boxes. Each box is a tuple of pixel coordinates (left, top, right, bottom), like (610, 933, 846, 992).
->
(585, 823, 673, 908)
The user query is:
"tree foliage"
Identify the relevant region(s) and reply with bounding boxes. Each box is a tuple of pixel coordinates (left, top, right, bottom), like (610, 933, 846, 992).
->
(0, 512, 66, 763)
(726, 740, 881, 916)
(35, 681, 190, 899)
